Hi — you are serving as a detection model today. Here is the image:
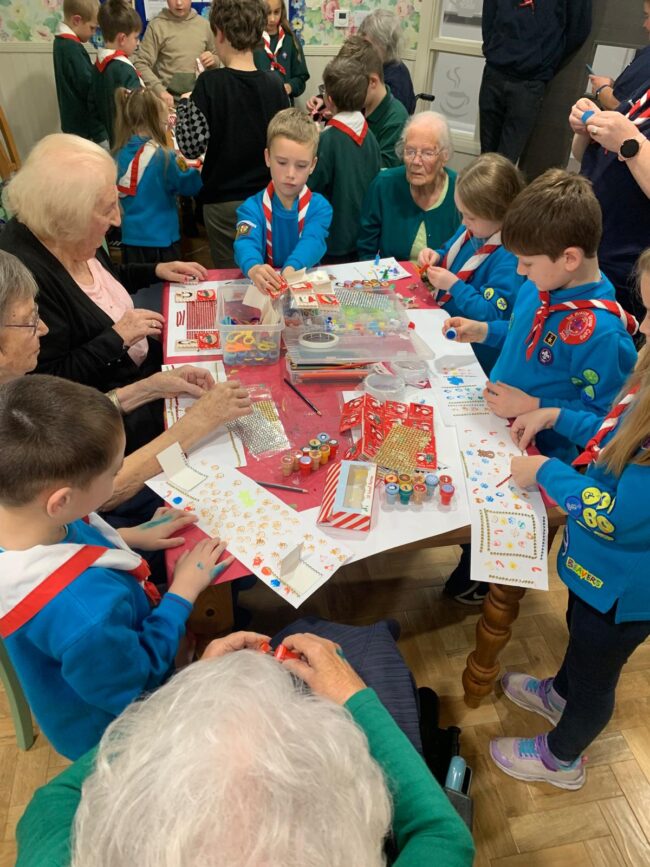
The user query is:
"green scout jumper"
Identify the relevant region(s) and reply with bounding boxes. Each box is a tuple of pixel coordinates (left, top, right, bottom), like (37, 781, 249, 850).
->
(53, 33, 107, 144)
(309, 117, 381, 259)
(253, 31, 309, 98)
(367, 86, 409, 169)
(91, 53, 142, 147)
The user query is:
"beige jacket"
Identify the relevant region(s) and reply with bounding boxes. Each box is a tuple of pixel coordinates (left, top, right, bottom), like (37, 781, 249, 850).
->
(133, 9, 218, 97)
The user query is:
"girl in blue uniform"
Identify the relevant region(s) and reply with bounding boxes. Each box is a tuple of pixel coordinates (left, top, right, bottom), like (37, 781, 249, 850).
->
(418, 152, 525, 375)
(489, 248, 650, 790)
(114, 87, 202, 265)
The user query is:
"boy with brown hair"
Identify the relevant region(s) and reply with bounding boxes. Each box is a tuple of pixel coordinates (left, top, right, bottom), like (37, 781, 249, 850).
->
(53, 0, 107, 145)
(308, 55, 380, 264)
(234, 107, 332, 293)
(176, 0, 289, 268)
(338, 35, 407, 169)
(91, 0, 144, 146)
(134, 0, 219, 109)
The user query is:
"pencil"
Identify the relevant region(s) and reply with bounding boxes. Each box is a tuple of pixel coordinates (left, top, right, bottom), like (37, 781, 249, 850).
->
(495, 474, 512, 488)
(283, 377, 322, 416)
(257, 481, 309, 494)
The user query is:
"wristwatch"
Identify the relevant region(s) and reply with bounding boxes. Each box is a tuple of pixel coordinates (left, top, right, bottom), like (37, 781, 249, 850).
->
(619, 138, 642, 159)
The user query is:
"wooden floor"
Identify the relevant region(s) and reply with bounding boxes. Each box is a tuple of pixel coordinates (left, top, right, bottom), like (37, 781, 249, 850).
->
(3, 536, 650, 865)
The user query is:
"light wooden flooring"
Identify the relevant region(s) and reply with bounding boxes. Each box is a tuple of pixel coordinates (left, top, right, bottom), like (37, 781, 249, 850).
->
(3, 540, 650, 865)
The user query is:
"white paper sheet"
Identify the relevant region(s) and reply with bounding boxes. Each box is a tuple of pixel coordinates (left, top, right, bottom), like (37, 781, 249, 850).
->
(147, 464, 352, 607)
(325, 257, 412, 283)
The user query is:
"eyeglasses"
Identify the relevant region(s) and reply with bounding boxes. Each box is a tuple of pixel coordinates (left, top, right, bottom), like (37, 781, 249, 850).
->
(403, 147, 443, 163)
(0, 304, 40, 337)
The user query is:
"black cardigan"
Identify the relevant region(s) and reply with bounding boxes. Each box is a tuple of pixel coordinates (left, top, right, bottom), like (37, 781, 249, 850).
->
(0, 218, 160, 392)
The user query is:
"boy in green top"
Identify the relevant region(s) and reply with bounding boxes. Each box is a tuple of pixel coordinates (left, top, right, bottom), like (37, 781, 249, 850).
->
(339, 35, 408, 169)
(53, 0, 107, 146)
(308, 55, 381, 264)
(253, 0, 309, 102)
(91, 0, 144, 146)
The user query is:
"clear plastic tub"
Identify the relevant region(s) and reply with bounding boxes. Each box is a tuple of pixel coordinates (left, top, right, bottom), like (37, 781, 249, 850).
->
(217, 283, 283, 366)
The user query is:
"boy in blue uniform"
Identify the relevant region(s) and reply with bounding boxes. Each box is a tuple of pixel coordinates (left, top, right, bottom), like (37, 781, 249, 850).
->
(234, 108, 332, 296)
(489, 251, 650, 788)
(308, 55, 381, 264)
(0, 376, 230, 760)
(418, 152, 525, 375)
(443, 170, 638, 604)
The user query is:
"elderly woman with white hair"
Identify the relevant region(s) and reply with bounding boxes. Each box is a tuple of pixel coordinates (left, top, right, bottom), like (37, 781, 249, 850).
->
(357, 112, 460, 263)
(0, 133, 209, 455)
(16, 633, 475, 867)
(0, 249, 251, 509)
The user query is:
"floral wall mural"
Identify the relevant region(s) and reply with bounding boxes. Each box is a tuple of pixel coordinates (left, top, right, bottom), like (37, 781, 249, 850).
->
(289, 0, 421, 52)
(0, 0, 62, 42)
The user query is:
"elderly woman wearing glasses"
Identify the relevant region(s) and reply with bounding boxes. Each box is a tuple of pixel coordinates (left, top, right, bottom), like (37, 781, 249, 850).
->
(357, 112, 460, 262)
(0, 250, 251, 509)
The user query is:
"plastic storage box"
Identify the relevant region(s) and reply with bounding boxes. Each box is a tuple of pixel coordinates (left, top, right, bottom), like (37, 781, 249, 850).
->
(217, 282, 283, 366)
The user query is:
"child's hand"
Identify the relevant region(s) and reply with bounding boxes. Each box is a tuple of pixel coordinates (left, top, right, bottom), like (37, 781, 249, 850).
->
(159, 90, 175, 110)
(119, 507, 199, 551)
(484, 381, 540, 418)
(199, 50, 217, 69)
(201, 631, 271, 660)
(249, 264, 284, 296)
(417, 248, 439, 268)
(510, 455, 549, 489)
(442, 316, 487, 343)
(510, 407, 561, 450)
(284, 83, 293, 95)
(170, 537, 233, 604)
(427, 266, 457, 295)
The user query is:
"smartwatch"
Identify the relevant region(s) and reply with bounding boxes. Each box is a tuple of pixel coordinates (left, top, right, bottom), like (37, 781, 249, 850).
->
(620, 138, 641, 159)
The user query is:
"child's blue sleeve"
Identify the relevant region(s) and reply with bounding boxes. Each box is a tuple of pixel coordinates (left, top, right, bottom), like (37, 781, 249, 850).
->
(444, 257, 522, 322)
(59, 589, 191, 717)
(284, 194, 332, 270)
(483, 319, 510, 347)
(166, 152, 203, 197)
(538, 329, 637, 414)
(553, 407, 605, 448)
(537, 459, 650, 548)
(234, 196, 266, 276)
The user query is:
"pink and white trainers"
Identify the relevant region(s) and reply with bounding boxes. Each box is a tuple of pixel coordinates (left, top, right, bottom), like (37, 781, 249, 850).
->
(501, 672, 565, 725)
(490, 734, 586, 790)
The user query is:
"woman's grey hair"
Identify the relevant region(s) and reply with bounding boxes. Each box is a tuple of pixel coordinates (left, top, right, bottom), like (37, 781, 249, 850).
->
(71, 651, 392, 867)
(5, 133, 115, 243)
(0, 251, 38, 323)
(395, 111, 453, 162)
(358, 9, 403, 63)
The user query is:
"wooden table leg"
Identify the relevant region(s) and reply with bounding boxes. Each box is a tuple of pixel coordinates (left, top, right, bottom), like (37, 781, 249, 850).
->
(462, 584, 526, 707)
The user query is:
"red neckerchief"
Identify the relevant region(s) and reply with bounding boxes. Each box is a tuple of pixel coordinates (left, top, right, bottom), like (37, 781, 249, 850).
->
(95, 50, 144, 84)
(56, 32, 81, 42)
(327, 114, 369, 146)
(525, 292, 639, 360)
(263, 27, 286, 75)
(261, 181, 312, 268)
(437, 228, 501, 304)
(624, 87, 650, 125)
(573, 384, 640, 466)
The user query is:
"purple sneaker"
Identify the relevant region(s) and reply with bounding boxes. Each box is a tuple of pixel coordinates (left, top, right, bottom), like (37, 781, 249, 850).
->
(501, 672, 565, 725)
(490, 734, 586, 790)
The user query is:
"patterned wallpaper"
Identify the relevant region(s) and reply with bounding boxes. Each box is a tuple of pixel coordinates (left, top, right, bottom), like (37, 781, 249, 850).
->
(0, 0, 422, 47)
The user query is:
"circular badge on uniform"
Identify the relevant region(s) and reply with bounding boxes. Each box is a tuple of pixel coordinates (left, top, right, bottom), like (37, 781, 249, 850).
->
(538, 346, 554, 365)
(483, 287, 494, 300)
(559, 310, 596, 345)
(564, 495, 582, 516)
(496, 297, 508, 311)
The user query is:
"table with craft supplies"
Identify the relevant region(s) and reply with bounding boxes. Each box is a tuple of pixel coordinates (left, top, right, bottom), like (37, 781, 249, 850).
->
(155, 260, 565, 705)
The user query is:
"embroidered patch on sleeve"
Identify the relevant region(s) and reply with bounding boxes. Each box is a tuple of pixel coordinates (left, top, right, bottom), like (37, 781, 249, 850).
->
(236, 220, 256, 237)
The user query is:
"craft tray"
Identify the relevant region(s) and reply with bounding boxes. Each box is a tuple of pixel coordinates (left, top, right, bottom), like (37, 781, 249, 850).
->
(217, 283, 283, 366)
(283, 289, 433, 366)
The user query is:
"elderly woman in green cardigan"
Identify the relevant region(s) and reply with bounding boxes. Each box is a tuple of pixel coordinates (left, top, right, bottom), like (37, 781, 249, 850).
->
(17, 634, 474, 867)
(358, 111, 461, 263)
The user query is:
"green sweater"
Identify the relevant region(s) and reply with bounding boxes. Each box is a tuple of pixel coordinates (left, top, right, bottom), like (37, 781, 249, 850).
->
(15, 688, 474, 867)
(308, 120, 381, 257)
(358, 165, 460, 261)
(367, 87, 408, 169)
(53, 35, 107, 143)
(91, 56, 142, 146)
(253, 32, 309, 98)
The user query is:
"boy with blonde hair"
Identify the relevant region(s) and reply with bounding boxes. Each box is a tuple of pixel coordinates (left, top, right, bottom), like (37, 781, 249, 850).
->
(53, 0, 107, 145)
(308, 55, 380, 264)
(234, 108, 332, 295)
(91, 0, 144, 145)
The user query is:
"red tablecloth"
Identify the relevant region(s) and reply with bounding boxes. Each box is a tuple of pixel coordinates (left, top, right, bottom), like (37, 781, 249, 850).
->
(163, 262, 436, 583)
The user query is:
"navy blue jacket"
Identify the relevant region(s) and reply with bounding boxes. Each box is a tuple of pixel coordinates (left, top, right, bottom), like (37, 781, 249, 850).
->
(613, 45, 650, 103)
(482, 0, 592, 82)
